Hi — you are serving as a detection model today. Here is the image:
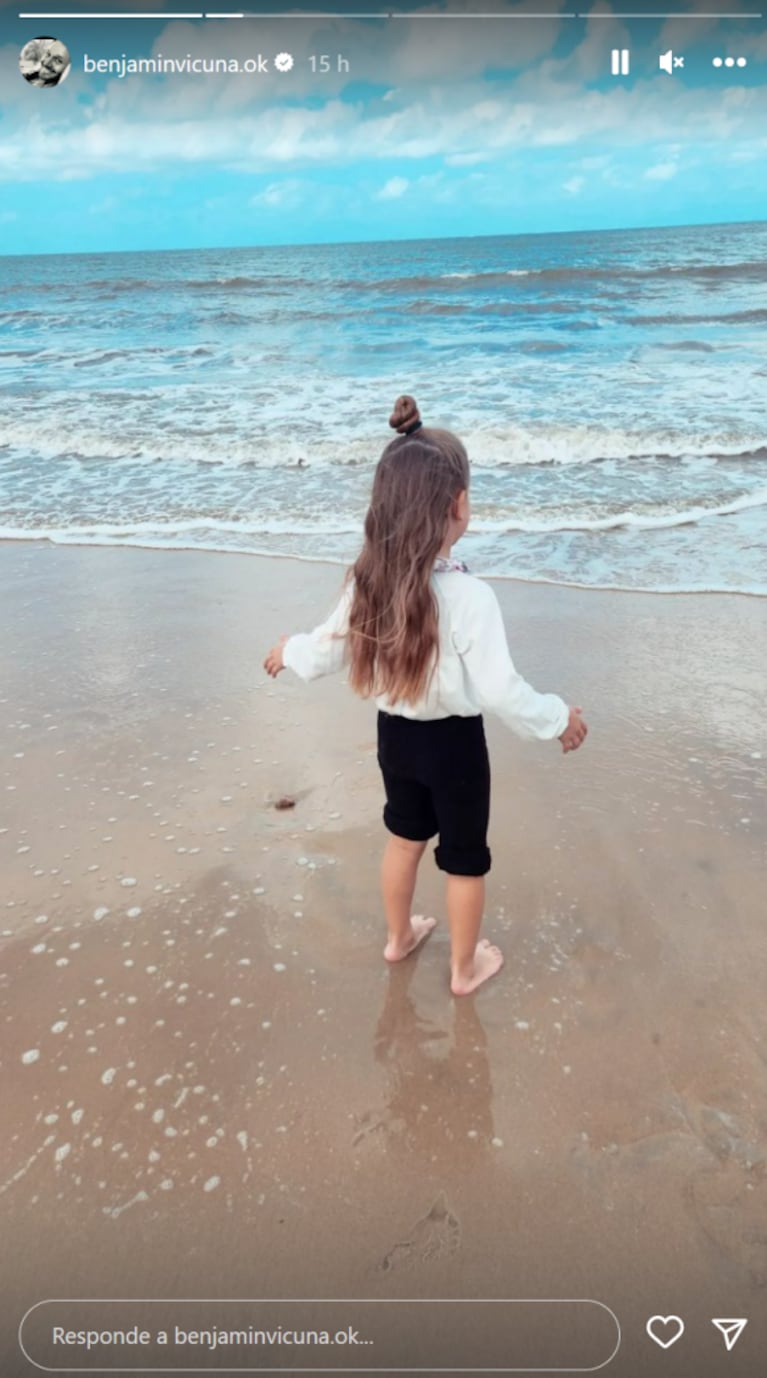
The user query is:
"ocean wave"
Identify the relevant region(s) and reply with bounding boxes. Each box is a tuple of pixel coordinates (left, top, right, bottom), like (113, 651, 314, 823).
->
(355, 259, 767, 294)
(71, 345, 215, 367)
(5, 258, 765, 303)
(653, 341, 716, 353)
(469, 487, 767, 534)
(2, 488, 766, 545)
(2, 414, 765, 471)
(0, 344, 216, 367)
(472, 433, 767, 468)
(184, 275, 305, 293)
(402, 301, 767, 325)
(466, 432, 767, 469)
(0, 516, 364, 540)
(517, 341, 569, 353)
(0, 274, 311, 299)
(402, 298, 585, 316)
(1, 526, 764, 597)
(629, 308, 767, 327)
(0, 421, 327, 467)
(442, 269, 530, 279)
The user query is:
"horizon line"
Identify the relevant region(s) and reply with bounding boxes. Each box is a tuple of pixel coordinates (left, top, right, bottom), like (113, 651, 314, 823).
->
(1, 216, 764, 258)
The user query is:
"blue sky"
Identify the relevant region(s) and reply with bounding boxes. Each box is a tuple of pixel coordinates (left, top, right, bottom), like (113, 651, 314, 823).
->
(0, 1, 765, 253)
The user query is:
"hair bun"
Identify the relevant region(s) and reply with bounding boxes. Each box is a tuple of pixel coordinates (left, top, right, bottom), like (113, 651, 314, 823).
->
(389, 395, 421, 435)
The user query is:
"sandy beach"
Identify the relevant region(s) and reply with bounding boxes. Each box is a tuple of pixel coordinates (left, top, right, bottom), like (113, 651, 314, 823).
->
(1, 539, 766, 1377)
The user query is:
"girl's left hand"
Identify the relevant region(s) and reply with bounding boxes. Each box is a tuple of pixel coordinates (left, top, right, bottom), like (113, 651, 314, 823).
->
(264, 635, 289, 677)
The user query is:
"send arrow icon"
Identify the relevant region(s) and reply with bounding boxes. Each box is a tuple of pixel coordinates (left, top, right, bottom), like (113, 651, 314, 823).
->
(712, 1319, 748, 1351)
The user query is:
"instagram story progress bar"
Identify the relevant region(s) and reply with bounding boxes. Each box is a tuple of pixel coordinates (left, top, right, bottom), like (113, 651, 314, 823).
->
(16, 8, 584, 15)
(16, 9, 764, 18)
(15, 5, 764, 14)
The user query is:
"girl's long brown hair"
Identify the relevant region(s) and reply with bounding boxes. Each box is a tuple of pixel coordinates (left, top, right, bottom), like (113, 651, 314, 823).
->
(344, 396, 469, 706)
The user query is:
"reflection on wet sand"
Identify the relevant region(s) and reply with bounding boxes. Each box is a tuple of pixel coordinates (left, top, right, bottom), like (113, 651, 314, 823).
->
(372, 963, 494, 1161)
(369, 967, 496, 1273)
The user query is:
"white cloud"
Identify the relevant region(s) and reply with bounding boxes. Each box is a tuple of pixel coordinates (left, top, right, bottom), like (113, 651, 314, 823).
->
(737, 28, 767, 59)
(88, 195, 118, 215)
(445, 151, 489, 167)
(376, 176, 409, 200)
(535, 5, 632, 85)
(0, 14, 764, 184)
(645, 161, 678, 180)
(76, 5, 562, 124)
(250, 179, 305, 209)
(563, 175, 585, 194)
(0, 80, 760, 183)
(658, 0, 758, 58)
(365, 6, 562, 86)
(727, 142, 767, 162)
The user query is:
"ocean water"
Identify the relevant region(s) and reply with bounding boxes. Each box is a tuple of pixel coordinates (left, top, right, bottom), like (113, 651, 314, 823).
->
(1, 223, 766, 594)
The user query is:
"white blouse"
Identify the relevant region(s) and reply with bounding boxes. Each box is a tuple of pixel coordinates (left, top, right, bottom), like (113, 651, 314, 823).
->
(282, 568, 569, 742)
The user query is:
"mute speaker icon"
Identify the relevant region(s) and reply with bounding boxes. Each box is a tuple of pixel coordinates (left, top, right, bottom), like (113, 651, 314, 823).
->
(659, 49, 684, 73)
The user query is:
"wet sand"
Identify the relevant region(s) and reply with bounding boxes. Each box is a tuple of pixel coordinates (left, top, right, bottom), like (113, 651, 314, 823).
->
(1, 540, 766, 1377)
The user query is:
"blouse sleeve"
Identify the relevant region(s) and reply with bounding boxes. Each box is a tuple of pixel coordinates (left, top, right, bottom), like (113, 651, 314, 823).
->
(281, 582, 353, 682)
(454, 578, 569, 741)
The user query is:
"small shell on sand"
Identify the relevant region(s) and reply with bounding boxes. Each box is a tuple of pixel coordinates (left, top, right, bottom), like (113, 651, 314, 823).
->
(275, 797, 296, 810)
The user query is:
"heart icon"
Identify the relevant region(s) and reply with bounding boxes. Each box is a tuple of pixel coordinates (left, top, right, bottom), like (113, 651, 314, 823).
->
(646, 1315, 685, 1349)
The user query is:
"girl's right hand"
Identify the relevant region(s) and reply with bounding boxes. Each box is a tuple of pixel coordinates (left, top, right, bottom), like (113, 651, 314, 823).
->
(559, 706, 588, 753)
(263, 634, 289, 678)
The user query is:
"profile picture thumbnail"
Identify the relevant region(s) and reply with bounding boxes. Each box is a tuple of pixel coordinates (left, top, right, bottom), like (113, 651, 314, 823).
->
(19, 35, 71, 87)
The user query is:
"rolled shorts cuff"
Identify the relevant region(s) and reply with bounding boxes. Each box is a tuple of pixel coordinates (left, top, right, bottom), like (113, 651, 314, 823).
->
(383, 805, 436, 843)
(434, 843, 492, 877)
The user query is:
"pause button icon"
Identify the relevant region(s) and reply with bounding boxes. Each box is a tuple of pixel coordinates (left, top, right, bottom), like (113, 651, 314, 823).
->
(611, 48, 630, 74)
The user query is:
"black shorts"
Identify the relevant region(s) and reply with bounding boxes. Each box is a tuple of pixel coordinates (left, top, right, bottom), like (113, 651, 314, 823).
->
(376, 711, 491, 877)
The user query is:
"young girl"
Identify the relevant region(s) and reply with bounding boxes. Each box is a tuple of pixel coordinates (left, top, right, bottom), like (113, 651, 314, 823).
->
(264, 395, 588, 995)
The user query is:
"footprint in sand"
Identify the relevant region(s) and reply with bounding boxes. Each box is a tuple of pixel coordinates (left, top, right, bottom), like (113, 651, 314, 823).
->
(352, 1109, 386, 1147)
(678, 1101, 767, 1286)
(379, 1191, 461, 1273)
(687, 1103, 766, 1168)
(690, 1163, 767, 1287)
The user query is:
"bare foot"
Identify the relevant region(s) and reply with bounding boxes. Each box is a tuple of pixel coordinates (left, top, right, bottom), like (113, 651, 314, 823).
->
(450, 939, 504, 996)
(384, 914, 437, 963)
